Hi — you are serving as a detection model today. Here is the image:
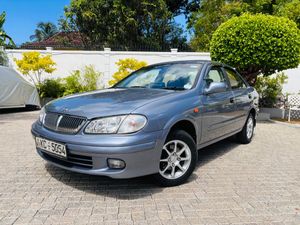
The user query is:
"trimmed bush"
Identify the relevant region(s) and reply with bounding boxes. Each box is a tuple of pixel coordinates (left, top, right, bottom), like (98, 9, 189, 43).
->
(210, 14, 300, 85)
(38, 79, 65, 98)
(254, 73, 287, 108)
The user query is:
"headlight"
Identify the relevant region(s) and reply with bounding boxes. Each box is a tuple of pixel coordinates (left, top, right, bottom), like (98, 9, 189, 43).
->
(84, 115, 147, 134)
(39, 107, 46, 123)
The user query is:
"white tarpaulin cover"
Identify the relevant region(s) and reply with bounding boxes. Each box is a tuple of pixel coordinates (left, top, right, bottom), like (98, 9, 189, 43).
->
(0, 66, 40, 108)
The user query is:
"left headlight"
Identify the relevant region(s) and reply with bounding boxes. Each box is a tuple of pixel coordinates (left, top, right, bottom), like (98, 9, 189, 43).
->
(84, 115, 147, 134)
(39, 107, 46, 123)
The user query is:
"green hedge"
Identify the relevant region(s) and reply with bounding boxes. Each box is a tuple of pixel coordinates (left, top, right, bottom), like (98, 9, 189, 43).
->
(210, 13, 300, 83)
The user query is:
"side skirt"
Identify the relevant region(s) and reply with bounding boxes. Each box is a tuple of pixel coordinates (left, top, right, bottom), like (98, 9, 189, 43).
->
(197, 128, 242, 150)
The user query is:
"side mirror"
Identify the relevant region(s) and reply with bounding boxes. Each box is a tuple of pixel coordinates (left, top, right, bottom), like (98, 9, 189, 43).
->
(204, 82, 227, 95)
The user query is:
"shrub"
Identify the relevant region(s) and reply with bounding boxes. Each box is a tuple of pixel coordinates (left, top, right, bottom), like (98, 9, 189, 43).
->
(254, 73, 288, 108)
(0, 50, 8, 66)
(38, 79, 65, 98)
(210, 14, 300, 85)
(14, 51, 56, 86)
(63, 65, 102, 96)
(109, 58, 147, 86)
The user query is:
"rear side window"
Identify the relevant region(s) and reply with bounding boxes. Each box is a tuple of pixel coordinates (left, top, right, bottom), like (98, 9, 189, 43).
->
(225, 68, 247, 89)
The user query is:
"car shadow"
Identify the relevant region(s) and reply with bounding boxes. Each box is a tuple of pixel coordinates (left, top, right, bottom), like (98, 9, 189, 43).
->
(196, 137, 240, 168)
(0, 105, 39, 114)
(45, 136, 240, 199)
(45, 164, 163, 199)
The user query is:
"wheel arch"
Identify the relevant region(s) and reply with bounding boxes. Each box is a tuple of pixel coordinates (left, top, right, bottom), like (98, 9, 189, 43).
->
(163, 119, 198, 145)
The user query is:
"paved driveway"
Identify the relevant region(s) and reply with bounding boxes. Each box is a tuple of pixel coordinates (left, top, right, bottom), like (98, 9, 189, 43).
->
(0, 110, 299, 225)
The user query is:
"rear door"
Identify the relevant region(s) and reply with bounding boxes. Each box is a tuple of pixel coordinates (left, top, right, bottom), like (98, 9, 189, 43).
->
(223, 67, 251, 130)
(200, 65, 236, 143)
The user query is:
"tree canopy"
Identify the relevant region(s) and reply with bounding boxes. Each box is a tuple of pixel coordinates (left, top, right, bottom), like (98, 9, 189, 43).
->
(189, 0, 300, 51)
(14, 52, 56, 86)
(64, 0, 189, 50)
(30, 22, 58, 42)
(210, 14, 300, 85)
(0, 12, 15, 47)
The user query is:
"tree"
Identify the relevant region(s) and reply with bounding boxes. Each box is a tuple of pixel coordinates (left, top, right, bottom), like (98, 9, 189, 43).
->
(109, 58, 147, 86)
(14, 51, 56, 86)
(64, 0, 187, 49)
(188, 0, 300, 51)
(210, 14, 300, 85)
(0, 12, 15, 47)
(275, 0, 300, 29)
(30, 22, 58, 42)
(164, 0, 200, 17)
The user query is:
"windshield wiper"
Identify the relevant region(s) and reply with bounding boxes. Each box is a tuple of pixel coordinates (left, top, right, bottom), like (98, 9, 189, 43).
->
(128, 86, 147, 88)
(162, 87, 186, 91)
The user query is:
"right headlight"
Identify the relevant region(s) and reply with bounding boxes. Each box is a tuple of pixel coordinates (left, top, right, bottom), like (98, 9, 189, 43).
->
(84, 115, 147, 134)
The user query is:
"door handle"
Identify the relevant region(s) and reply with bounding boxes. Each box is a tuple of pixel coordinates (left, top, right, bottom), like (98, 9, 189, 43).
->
(230, 97, 234, 103)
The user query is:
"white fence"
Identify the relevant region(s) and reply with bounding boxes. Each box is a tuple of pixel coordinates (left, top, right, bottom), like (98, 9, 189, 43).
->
(5, 48, 300, 93)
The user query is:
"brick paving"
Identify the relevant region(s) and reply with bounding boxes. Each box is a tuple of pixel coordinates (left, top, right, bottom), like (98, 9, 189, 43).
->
(0, 110, 299, 225)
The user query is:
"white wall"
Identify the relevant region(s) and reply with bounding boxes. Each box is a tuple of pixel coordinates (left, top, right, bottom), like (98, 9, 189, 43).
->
(5, 48, 300, 93)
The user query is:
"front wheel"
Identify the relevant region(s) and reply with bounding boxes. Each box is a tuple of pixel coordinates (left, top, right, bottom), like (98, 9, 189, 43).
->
(153, 130, 197, 187)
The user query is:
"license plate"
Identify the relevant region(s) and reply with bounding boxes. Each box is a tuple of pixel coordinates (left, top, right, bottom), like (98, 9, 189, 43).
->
(35, 137, 67, 158)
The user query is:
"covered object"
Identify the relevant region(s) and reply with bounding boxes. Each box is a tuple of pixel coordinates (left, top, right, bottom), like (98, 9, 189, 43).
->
(0, 66, 40, 108)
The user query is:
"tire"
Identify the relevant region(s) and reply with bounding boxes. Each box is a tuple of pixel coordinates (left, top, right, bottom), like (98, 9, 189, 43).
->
(237, 113, 255, 144)
(153, 130, 197, 187)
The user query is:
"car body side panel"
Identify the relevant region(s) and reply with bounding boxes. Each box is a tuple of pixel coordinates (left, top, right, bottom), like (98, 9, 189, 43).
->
(199, 91, 237, 143)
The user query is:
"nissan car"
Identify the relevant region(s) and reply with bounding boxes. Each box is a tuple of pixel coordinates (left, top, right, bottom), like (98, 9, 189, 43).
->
(32, 60, 258, 186)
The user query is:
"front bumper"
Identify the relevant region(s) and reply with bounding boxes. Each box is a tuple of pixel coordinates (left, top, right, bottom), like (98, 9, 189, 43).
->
(31, 121, 164, 178)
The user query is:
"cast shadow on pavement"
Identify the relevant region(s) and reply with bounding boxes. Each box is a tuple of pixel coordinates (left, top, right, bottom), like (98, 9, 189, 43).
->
(45, 136, 240, 199)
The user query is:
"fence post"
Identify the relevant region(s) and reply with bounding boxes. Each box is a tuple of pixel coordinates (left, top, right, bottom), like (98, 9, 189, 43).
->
(46, 47, 53, 52)
(104, 48, 111, 87)
(170, 48, 178, 58)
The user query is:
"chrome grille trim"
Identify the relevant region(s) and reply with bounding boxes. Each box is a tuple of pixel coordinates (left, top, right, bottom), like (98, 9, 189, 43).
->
(43, 113, 86, 134)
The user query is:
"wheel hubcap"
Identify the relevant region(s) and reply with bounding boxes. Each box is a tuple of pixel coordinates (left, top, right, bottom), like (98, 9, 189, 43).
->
(159, 140, 192, 180)
(246, 117, 254, 139)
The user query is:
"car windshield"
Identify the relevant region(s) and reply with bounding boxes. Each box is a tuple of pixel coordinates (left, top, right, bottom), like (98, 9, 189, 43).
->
(114, 63, 202, 90)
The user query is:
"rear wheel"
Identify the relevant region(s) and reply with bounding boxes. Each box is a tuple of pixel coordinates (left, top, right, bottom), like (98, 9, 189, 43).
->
(153, 130, 197, 187)
(237, 113, 255, 144)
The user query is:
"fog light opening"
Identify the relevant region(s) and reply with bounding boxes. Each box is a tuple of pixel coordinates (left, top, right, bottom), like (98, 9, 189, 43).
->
(107, 158, 126, 169)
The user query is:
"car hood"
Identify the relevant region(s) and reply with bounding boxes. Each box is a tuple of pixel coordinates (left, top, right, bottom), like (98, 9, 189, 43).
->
(45, 88, 176, 119)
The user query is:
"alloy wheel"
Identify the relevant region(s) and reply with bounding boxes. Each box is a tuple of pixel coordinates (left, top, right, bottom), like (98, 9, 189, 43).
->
(159, 140, 192, 180)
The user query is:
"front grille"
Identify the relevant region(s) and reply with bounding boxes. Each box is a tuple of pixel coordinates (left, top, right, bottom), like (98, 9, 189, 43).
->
(43, 113, 86, 134)
(41, 151, 93, 169)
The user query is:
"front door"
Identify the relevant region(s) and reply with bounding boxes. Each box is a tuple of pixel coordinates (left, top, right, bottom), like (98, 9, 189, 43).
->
(200, 66, 236, 143)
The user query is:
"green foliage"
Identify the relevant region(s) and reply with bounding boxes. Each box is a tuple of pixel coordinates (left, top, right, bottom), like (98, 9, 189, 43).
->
(63, 65, 102, 96)
(64, 0, 187, 49)
(37, 79, 65, 98)
(189, 0, 300, 51)
(255, 73, 288, 107)
(109, 58, 147, 86)
(210, 14, 300, 84)
(14, 51, 56, 86)
(30, 22, 58, 42)
(275, 0, 300, 29)
(0, 49, 8, 66)
(0, 12, 15, 47)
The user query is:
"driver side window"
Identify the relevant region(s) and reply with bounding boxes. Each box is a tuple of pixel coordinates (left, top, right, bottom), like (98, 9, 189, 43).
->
(205, 67, 227, 88)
